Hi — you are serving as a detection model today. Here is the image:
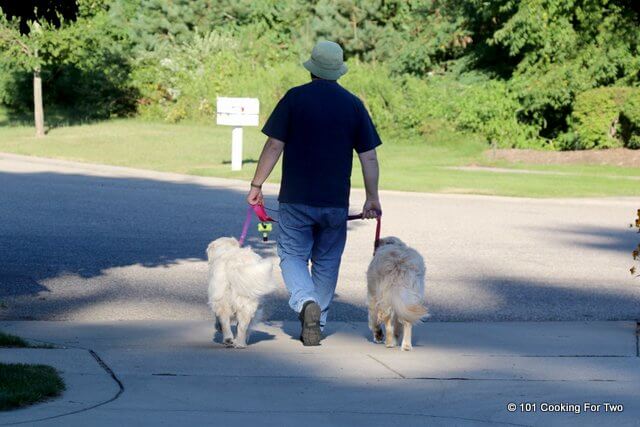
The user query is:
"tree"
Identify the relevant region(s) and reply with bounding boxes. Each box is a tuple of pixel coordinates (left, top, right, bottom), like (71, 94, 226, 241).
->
(0, 12, 61, 137)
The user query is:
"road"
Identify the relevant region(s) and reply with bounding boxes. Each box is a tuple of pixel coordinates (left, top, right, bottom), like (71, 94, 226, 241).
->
(1, 152, 639, 322)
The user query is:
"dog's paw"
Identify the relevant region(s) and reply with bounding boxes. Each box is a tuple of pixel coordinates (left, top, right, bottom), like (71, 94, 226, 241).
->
(401, 343, 413, 352)
(385, 341, 396, 348)
(223, 338, 234, 348)
(232, 341, 247, 349)
(373, 328, 384, 343)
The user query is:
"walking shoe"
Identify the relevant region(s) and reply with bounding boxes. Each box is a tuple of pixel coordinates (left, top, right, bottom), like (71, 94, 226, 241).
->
(299, 301, 322, 346)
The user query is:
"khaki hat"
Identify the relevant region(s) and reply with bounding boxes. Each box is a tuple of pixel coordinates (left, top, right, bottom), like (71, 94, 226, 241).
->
(303, 40, 348, 80)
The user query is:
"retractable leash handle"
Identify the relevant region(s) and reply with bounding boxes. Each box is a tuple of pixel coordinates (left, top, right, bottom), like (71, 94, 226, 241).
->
(238, 203, 277, 246)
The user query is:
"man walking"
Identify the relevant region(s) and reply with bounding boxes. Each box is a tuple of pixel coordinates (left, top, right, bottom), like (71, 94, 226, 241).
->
(247, 41, 382, 346)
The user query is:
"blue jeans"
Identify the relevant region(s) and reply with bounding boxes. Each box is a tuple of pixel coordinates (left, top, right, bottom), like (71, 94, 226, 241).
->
(277, 203, 348, 328)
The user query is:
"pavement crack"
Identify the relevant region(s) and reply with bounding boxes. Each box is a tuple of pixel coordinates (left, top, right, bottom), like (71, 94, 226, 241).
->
(636, 322, 640, 357)
(366, 354, 406, 379)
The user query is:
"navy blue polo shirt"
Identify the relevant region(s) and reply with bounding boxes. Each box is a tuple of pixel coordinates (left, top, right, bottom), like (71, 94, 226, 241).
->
(262, 79, 382, 208)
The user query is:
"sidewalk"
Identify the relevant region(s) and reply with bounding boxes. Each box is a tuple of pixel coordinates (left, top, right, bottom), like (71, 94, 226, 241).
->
(1, 320, 638, 426)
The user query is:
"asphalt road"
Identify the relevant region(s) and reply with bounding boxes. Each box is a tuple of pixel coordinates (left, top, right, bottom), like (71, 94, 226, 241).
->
(1, 153, 639, 322)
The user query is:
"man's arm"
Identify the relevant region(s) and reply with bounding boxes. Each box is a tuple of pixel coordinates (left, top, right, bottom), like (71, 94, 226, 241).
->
(358, 148, 381, 219)
(247, 137, 285, 205)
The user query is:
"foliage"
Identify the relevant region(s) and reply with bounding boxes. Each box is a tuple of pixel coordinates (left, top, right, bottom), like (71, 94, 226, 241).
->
(565, 87, 634, 150)
(620, 91, 640, 149)
(490, 0, 640, 138)
(0, 4, 137, 120)
(1, 0, 640, 149)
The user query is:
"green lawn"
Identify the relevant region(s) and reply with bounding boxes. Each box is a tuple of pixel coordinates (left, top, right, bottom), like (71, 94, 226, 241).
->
(0, 331, 64, 411)
(0, 332, 29, 348)
(0, 363, 65, 411)
(1, 118, 639, 197)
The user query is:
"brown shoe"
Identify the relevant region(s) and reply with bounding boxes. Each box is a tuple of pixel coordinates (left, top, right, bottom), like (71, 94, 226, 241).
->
(299, 301, 322, 346)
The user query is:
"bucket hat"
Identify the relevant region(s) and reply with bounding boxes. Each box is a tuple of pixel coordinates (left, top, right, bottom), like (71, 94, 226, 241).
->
(303, 40, 348, 80)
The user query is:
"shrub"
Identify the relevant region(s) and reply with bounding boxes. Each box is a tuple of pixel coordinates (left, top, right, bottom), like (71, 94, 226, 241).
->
(620, 90, 640, 149)
(568, 87, 633, 150)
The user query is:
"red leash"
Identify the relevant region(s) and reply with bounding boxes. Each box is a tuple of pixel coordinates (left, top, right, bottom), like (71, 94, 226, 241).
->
(239, 204, 381, 252)
(348, 213, 382, 254)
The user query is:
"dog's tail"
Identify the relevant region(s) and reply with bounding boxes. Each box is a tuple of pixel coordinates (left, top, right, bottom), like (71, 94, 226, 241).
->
(390, 284, 428, 324)
(228, 259, 276, 299)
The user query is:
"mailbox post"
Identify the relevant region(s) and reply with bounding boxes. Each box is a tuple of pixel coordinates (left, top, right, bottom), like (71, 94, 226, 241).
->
(216, 97, 260, 171)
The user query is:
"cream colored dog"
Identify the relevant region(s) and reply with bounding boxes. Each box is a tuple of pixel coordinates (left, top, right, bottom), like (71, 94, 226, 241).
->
(367, 236, 427, 351)
(206, 237, 275, 348)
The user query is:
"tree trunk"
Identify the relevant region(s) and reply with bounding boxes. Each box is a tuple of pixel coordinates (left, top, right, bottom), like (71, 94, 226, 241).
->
(33, 69, 45, 138)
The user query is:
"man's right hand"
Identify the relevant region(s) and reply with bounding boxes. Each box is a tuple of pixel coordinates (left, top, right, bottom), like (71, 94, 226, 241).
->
(362, 199, 382, 219)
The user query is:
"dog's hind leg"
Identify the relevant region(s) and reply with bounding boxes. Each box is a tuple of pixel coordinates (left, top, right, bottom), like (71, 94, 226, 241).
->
(401, 320, 413, 351)
(212, 316, 223, 342)
(233, 310, 253, 349)
(394, 318, 402, 340)
(217, 312, 234, 347)
(368, 297, 383, 343)
(384, 317, 397, 348)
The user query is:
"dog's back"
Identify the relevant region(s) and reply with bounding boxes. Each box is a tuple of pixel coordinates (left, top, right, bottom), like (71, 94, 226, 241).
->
(367, 237, 427, 324)
(207, 237, 274, 305)
(206, 237, 275, 348)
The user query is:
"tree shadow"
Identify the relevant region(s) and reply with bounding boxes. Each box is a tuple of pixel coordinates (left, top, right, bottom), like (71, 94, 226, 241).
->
(0, 169, 371, 322)
(222, 159, 258, 165)
(427, 274, 640, 321)
(529, 224, 639, 255)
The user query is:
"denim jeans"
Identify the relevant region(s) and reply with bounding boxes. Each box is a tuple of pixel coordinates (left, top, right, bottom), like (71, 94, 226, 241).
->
(277, 203, 348, 328)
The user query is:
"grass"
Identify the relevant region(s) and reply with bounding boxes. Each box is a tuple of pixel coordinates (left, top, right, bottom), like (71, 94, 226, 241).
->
(0, 363, 65, 411)
(0, 332, 29, 348)
(0, 331, 55, 349)
(0, 331, 64, 411)
(1, 116, 640, 197)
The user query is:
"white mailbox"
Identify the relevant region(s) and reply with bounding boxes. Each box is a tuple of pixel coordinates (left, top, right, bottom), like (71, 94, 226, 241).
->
(216, 97, 260, 171)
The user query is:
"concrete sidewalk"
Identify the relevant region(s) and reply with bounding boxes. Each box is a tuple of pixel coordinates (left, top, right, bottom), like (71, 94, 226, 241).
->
(1, 320, 638, 426)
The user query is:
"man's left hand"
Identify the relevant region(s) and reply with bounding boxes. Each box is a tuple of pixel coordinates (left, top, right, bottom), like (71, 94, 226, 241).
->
(247, 186, 263, 205)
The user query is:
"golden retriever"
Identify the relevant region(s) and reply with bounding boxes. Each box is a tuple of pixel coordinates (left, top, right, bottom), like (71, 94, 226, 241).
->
(367, 236, 427, 351)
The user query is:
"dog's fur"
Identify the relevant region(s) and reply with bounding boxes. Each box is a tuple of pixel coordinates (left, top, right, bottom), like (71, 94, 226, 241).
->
(206, 237, 275, 348)
(367, 236, 427, 351)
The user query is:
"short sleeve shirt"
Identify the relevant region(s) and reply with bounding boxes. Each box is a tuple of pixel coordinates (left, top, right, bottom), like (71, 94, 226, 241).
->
(262, 79, 382, 207)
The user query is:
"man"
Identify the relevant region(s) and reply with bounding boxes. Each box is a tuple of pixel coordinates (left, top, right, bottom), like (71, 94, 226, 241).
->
(247, 40, 382, 346)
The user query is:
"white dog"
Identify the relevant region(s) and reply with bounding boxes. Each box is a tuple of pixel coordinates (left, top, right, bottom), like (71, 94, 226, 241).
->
(367, 236, 427, 351)
(206, 237, 275, 348)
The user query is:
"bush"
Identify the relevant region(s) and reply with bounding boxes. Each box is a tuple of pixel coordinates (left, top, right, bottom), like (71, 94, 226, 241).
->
(620, 90, 640, 149)
(568, 87, 634, 150)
